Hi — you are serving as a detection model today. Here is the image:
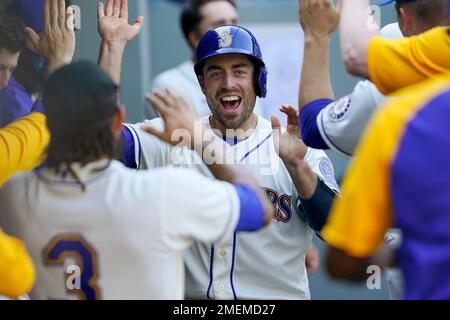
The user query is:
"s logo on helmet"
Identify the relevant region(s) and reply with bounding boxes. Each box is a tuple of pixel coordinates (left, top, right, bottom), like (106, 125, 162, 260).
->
(218, 28, 232, 48)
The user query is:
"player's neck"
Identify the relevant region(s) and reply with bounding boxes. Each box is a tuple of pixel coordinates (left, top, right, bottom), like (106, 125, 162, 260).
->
(210, 113, 258, 139)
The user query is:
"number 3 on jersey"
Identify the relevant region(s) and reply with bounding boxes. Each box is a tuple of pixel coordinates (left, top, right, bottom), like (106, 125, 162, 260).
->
(42, 234, 101, 300)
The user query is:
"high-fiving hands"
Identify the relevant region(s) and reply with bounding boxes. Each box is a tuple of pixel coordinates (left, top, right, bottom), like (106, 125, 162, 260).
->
(272, 105, 308, 168)
(298, 0, 340, 41)
(25, 0, 76, 76)
(142, 90, 201, 149)
(98, 0, 144, 47)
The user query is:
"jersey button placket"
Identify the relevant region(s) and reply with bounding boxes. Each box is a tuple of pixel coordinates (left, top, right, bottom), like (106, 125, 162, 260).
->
(212, 245, 233, 299)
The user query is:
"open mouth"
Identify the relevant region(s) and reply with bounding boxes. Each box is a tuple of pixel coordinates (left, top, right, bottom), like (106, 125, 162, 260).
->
(220, 95, 242, 111)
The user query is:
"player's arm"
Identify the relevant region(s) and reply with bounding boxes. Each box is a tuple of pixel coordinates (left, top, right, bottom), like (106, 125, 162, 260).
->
(298, 0, 339, 149)
(322, 102, 395, 281)
(0, 228, 35, 298)
(1, 0, 78, 186)
(0, 112, 49, 186)
(273, 105, 337, 232)
(336, 0, 379, 79)
(298, 0, 338, 107)
(315, 81, 383, 156)
(141, 90, 275, 227)
(97, 0, 144, 85)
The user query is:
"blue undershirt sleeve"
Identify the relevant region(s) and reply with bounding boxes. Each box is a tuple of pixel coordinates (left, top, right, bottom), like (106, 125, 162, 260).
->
(233, 184, 265, 232)
(299, 177, 337, 232)
(299, 99, 334, 149)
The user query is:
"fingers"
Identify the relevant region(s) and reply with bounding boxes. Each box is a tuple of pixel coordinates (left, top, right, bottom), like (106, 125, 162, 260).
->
(66, 6, 75, 31)
(58, 0, 66, 29)
(140, 123, 165, 141)
(132, 16, 144, 32)
(120, 0, 129, 20)
(280, 104, 299, 117)
(98, 2, 105, 18)
(280, 104, 299, 127)
(271, 115, 281, 133)
(113, 0, 121, 18)
(24, 27, 40, 53)
(106, 0, 114, 16)
(155, 89, 176, 109)
(175, 94, 191, 112)
(145, 92, 169, 118)
(50, 0, 59, 30)
(44, 0, 51, 34)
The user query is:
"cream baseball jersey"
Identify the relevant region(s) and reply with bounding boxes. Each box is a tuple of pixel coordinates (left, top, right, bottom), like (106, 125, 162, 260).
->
(125, 115, 339, 299)
(0, 160, 241, 300)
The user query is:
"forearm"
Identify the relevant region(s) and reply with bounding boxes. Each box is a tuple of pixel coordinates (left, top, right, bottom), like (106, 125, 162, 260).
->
(299, 177, 336, 232)
(337, 0, 378, 78)
(285, 158, 336, 231)
(98, 41, 126, 85)
(46, 58, 71, 78)
(285, 158, 318, 199)
(0, 113, 49, 186)
(300, 38, 334, 108)
(327, 245, 394, 282)
(327, 247, 371, 281)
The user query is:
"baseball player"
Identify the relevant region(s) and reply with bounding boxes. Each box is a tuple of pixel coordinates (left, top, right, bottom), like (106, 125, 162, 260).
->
(104, 25, 340, 299)
(323, 72, 450, 300)
(299, 0, 449, 156)
(145, 0, 264, 119)
(0, 0, 76, 299)
(0, 60, 273, 300)
(0, 14, 49, 187)
(337, 0, 450, 94)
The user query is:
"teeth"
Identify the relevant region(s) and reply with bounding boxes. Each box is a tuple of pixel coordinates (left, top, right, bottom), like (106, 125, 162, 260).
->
(222, 96, 240, 102)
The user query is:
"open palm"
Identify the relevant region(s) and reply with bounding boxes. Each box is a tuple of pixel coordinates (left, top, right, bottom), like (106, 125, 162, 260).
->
(272, 105, 307, 166)
(98, 0, 143, 44)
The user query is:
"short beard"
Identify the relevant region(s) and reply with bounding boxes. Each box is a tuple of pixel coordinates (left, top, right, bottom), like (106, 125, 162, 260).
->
(208, 98, 255, 130)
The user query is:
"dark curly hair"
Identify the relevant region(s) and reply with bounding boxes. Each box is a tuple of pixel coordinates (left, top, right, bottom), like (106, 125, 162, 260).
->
(43, 61, 121, 171)
(0, 13, 26, 53)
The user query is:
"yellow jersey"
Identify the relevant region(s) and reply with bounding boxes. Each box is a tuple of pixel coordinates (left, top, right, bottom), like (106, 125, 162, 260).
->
(322, 73, 450, 258)
(0, 112, 49, 187)
(368, 27, 450, 95)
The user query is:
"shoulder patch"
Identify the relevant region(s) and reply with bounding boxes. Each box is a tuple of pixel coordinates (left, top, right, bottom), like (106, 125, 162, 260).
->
(327, 95, 352, 122)
(319, 159, 339, 190)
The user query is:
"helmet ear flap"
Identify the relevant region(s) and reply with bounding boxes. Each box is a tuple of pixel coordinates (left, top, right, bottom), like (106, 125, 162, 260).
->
(257, 66, 268, 98)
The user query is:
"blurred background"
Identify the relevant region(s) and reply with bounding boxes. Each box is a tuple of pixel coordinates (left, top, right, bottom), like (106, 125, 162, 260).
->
(0, 0, 398, 299)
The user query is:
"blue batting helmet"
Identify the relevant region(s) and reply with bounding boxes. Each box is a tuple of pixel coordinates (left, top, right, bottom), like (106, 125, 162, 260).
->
(194, 25, 268, 98)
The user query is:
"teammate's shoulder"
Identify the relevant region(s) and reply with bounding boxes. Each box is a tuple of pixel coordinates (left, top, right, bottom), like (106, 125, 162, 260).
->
(143, 117, 165, 130)
(151, 60, 194, 87)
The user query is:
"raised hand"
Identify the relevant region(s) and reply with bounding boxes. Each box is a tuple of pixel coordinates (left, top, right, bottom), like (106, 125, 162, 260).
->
(98, 0, 143, 46)
(298, 0, 339, 40)
(25, 0, 75, 76)
(142, 89, 201, 148)
(272, 104, 307, 167)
